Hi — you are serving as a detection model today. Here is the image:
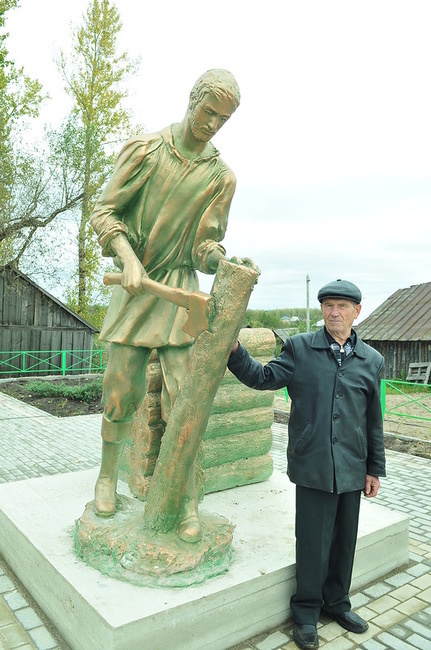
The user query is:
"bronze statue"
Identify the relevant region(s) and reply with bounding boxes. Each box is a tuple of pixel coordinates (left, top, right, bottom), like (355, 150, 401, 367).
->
(90, 69, 254, 543)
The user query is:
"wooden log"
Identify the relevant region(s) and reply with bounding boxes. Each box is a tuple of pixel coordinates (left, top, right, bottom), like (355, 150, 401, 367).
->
(121, 327, 276, 499)
(211, 382, 274, 413)
(145, 354, 163, 392)
(237, 327, 276, 356)
(204, 406, 274, 439)
(203, 455, 274, 494)
(201, 428, 272, 469)
(120, 350, 165, 495)
(143, 260, 259, 533)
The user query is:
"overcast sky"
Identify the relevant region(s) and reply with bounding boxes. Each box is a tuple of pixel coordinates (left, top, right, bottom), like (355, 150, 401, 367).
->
(6, 0, 431, 322)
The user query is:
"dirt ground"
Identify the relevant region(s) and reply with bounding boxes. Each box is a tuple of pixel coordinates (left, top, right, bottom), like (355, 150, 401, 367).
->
(1, 378, 430, 460)
(0, 376, 103, 417)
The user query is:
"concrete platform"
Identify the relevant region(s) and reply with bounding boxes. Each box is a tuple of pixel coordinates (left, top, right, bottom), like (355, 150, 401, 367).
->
(0, 469, 409, 650)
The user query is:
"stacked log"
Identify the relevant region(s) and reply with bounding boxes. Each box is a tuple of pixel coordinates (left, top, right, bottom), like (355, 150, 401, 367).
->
(121, 350, 165, 499)
(120, 328, 276, 498)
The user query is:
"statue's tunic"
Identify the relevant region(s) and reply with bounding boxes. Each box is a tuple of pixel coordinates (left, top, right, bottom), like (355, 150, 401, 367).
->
(91, 125, 236, 348)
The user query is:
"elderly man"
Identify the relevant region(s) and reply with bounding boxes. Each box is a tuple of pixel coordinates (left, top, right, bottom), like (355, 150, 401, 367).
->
(228, 279, 386, 650)
(91, 69, 244, 543)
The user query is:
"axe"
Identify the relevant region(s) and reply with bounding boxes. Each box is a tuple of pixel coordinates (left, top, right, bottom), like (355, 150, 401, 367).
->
(103, 272, 214, 339)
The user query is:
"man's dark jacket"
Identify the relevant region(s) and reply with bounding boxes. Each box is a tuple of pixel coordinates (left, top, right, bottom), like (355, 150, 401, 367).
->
(228, 328, 386, 493)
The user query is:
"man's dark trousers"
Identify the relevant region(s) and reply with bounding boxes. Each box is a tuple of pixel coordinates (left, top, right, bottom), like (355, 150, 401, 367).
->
(290, 485, 362, 625)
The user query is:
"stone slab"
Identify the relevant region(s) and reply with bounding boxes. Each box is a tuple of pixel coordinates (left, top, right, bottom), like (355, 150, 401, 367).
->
(0, 470, 409, 650)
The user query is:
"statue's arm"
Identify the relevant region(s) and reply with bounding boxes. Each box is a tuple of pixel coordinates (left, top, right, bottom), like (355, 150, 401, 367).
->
(90, 135, 162, 259)
(109, 234, 148, 295)
(192, 169, 235, 273)
(192, 169, 259, 277)
(91, 136, 161, 294)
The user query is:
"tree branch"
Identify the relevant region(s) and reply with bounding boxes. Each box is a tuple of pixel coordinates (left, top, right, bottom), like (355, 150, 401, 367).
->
(0, 192, 84, 242)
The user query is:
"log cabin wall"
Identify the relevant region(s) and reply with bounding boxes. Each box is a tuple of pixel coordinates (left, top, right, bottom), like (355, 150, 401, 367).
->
(121, 328, 276, 497)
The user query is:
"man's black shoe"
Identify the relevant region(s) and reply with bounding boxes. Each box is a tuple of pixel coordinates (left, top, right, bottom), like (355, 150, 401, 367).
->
(322, 609, 368, 633)
(293, 623, 319, 649)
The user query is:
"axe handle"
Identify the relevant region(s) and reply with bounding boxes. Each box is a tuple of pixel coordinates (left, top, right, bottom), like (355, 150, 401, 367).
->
(103, 272, 190, 309)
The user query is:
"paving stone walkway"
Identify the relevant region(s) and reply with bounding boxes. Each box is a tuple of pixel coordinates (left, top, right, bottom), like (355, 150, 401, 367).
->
(0, 392, 431, 650)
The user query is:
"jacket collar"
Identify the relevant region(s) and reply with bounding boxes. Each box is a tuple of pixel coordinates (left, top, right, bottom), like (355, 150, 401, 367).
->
(311, 327, 367, 359)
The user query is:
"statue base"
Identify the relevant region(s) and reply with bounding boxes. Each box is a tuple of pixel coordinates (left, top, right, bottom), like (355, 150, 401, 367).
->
(75, 496, 234, 587)
(0, 468, 409, 650)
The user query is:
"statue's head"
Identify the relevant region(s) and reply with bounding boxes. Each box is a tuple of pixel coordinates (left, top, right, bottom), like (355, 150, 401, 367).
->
(188, 69, 240, 113)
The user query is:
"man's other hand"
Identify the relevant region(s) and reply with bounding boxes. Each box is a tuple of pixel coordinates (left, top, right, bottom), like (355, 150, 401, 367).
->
(363, 475, 380, 498)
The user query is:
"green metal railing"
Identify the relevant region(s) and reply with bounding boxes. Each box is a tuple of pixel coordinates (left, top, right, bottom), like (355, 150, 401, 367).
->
(381, 379, 431, 422)
(0, 350, 107, 376)
(2, 352, 431, 425)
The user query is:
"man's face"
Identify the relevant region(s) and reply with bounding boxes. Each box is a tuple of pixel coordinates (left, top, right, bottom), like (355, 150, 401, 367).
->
(189, 94, 235, 142)
(321, 298, 362, 340)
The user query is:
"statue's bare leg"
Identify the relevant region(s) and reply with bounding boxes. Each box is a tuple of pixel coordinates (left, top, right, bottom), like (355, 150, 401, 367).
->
(94, 418, 132, 516)
(94, 344, 150, 515)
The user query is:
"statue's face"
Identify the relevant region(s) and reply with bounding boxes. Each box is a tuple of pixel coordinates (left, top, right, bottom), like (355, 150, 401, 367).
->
(189, 93, 236, 143)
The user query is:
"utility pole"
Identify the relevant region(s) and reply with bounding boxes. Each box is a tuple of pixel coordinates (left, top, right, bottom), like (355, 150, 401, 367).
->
(306, 274, 310, 332)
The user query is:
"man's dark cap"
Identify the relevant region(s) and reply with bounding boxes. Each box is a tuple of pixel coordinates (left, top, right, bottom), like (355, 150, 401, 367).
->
(317, 279, 362, 304)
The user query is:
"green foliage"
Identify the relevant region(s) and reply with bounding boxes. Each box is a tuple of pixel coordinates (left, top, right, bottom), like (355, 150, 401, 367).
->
(0, 0, 45, 262)
(26, 377, 103, 403)
(58, 0, 140, 315)
(64, 284, 109, 330)
(0, 2, 84, 276)
(245, 307, 322, 331)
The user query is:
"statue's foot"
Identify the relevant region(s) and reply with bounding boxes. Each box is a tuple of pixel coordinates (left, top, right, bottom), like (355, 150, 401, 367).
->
(94, 477, 116, 517)
(177, 514, 202, 543)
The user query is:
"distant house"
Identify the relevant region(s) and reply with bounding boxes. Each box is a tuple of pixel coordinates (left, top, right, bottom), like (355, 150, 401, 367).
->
(0, 265, 98, 376)
(356, 282, 431, 379)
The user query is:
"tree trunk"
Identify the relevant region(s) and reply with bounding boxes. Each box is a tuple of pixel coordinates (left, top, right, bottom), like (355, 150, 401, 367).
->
(143, 259, 259, 533)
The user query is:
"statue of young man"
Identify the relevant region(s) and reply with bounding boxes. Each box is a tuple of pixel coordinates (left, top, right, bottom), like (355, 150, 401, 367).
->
(91, 69, 246, 542)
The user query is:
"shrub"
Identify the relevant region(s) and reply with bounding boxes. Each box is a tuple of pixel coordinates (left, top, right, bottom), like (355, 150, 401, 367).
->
(26, 377, 103, 403)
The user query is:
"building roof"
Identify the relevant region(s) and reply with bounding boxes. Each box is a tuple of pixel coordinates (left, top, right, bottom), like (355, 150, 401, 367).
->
(273, 328, 299, 342)
(1, 264, 99, 332)
(356, 282, 431, 342)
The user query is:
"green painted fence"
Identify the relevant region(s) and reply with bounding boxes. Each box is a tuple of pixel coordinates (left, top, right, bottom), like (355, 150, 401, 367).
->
(0, 350, 107, 377)
(381, 379, 431, 423)
(2, 352, 430, 425)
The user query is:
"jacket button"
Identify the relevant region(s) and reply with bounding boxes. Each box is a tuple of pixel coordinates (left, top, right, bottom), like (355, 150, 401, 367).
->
(335, 392, 343, 399)
(333, 414, 339, 421)
(332, 437, 338, 444)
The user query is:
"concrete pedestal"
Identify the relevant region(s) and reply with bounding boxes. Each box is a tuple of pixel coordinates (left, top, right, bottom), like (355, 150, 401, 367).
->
(0, 470, 409, 650)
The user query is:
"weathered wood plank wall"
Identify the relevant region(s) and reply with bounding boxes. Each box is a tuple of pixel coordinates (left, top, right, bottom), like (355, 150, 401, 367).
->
(366, 339, 431, 380)
(0, 266, 95, 375)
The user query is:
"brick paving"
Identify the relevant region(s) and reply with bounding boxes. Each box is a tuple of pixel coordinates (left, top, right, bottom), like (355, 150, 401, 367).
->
(0, 392, 431, 650)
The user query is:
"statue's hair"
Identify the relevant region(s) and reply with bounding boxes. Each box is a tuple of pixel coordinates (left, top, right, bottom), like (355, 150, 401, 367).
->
(189, 69, 240, 111)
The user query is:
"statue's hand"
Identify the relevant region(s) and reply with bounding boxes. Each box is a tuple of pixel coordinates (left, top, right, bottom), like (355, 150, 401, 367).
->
(229, 256, 261, 280)
(121, 257, 148, 295)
